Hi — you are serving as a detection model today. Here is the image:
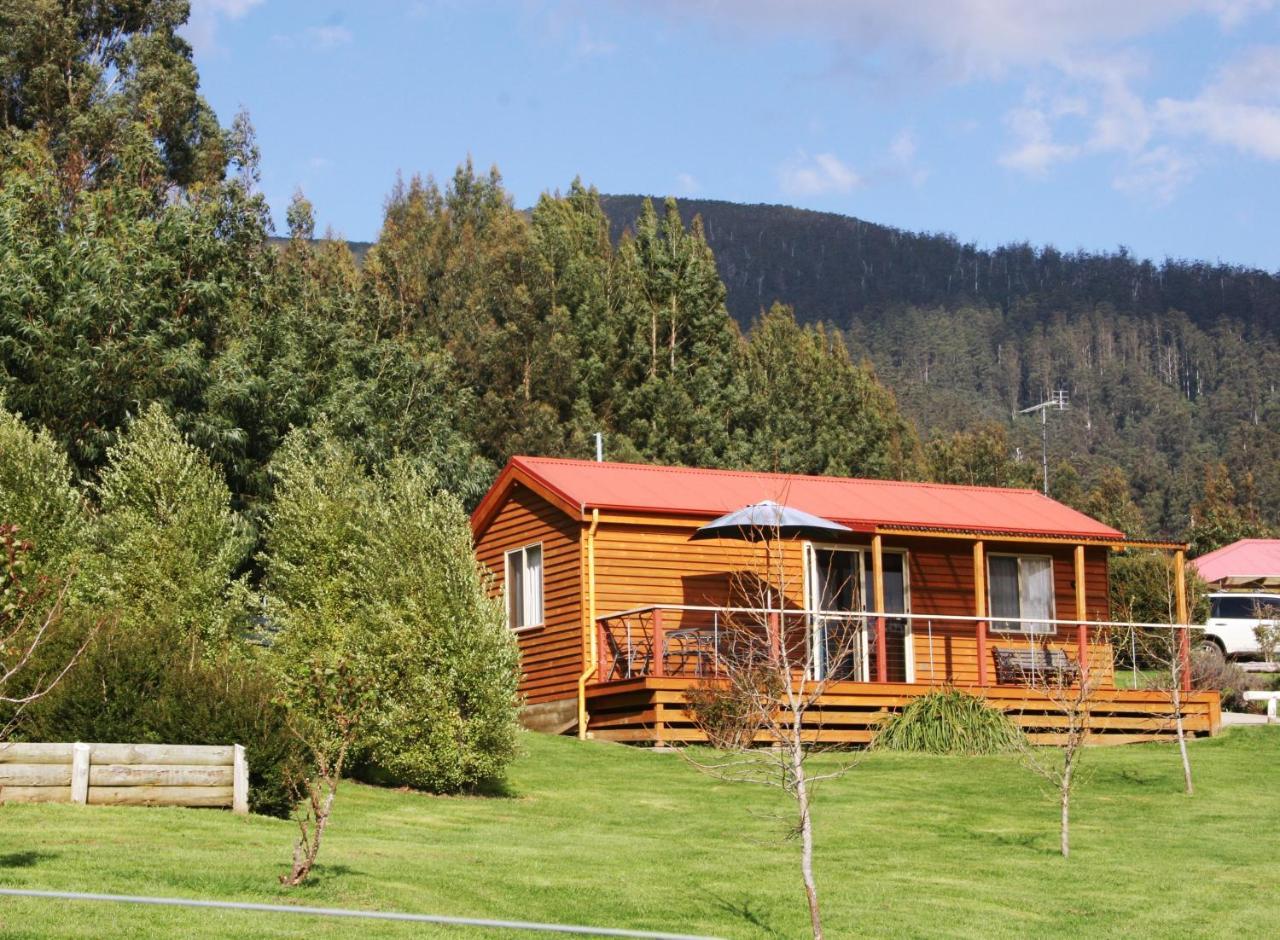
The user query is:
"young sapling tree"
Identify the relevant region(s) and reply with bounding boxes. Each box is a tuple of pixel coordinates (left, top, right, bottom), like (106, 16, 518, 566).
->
(682, 531, 863, 940)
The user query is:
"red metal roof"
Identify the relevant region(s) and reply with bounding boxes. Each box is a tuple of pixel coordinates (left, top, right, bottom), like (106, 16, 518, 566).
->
(1192, 539, 1280, 586)
(479, 456, 1125, 541)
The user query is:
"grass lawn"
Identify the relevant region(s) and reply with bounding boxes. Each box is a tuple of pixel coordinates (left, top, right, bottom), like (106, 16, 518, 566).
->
(1111, 668, 1164, 689)
(1, 727, 1278, 939)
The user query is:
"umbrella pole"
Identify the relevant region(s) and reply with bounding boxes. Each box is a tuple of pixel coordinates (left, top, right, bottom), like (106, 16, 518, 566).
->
(766, 538, 780, 664)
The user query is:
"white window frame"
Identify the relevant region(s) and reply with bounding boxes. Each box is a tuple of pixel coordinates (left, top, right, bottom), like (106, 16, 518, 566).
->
(802, 542, 914, 682)
(987, 553, 1057, 635)
(504, 542, 545, 632)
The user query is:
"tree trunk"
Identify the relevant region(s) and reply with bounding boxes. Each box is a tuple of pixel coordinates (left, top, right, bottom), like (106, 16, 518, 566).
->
(1171, 670, 1194, 795)
(1059, 753, 1073, 858)
(650, 308, 657, 377)
(281, 775, 339, 887)
(790, 737, 823, 940)
(669, 297, 677, 371)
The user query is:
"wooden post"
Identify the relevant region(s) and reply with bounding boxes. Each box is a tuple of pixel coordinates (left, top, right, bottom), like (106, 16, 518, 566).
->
(651, 608, 665, 677)
(70, 742, 90, 806)
(232, 744, 249, 816)
(1175, 549, 1191, 692)
(872, 534, 888, 683)
(1074, 544, 1089, 684)
(768, 611, 782, 664)
(973, 541, 988, 686)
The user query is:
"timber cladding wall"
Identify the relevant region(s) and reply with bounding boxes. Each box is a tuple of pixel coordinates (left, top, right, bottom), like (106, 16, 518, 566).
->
(902, 538, 1115, 687)
(473, 482, 582, 704)
(472, 483, 1122, 706)
(0, 742, 249, 812)
(593, 516, 807, 620)
(591, 523, 1116, 688)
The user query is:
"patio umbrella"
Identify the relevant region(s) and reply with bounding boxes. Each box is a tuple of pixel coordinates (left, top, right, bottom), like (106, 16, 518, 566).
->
(689, 500, 853, 543)
(690, 502, 853, 659)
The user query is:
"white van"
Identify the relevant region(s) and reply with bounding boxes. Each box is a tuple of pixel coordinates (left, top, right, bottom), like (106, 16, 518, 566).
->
(1199, 592, 1280, 659)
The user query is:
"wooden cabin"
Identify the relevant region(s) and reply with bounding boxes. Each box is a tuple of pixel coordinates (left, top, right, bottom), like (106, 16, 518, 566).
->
(471, 457, 1220, 745)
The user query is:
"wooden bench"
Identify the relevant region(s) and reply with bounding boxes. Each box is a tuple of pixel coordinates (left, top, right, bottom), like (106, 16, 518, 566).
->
(993, 647, 1081, 686)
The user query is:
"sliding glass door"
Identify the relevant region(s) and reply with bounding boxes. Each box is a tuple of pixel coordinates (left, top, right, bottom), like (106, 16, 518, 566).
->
(806, 544, 913, 682)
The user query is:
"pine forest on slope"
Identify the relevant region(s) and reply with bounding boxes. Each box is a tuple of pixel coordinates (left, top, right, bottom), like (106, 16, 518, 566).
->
(594, 195, 1280, 540)
(1, 0, 1274, 551)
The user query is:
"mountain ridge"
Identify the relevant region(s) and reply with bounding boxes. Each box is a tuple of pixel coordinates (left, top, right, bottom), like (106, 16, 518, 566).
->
(595, 194, 1280, 336)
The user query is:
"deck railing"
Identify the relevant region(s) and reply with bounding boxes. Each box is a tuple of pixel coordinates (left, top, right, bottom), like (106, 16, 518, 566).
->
(594, 605, 1197, 689)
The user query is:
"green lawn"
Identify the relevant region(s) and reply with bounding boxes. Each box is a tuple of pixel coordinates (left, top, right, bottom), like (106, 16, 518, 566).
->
(2, 727, 1279, 939)
(1111, 668, 1164, 689)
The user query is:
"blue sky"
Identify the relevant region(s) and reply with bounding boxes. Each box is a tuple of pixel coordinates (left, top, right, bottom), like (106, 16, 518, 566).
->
(189, 1, 1280, 270)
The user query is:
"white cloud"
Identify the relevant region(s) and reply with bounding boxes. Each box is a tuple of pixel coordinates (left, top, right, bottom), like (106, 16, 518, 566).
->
(184, 0, 265, 55)
(1155, 46, 1280, 159)
(641, 0, 1278, 204)
(576, 25, 617, 58)
(272, 23, 354, 53)
(1113, 146, 1197, 203)
(888, 129, 916, 164)
(644, 1, 1269, 82)
(999, 105, 1080, 175)
(779, 151, 860, 197)
(675, 172, 702, 195)
(886, 129, 930, 186)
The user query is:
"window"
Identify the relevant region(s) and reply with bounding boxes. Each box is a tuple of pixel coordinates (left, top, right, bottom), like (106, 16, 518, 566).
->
(1211, 595, 1280, 620)
(989, 554, 1055, 634)
(505, 543, 544, 630)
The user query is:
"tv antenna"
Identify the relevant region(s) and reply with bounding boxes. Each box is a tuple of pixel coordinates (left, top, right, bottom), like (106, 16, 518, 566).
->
(1019, 389, 1069, 496)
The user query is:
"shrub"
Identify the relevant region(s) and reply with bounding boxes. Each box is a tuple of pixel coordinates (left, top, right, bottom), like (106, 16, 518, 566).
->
(87, 404, 253, 659)
(22, 620, 301, 817)
(874, 688, 1025, 755)
(686, 666, 782, 750)
(11, 406, 298, 815)
(1109, 550, 1209, 670)
(0, 398, 87, 578)
(1190, 650, 1259, 712)
(263, 428, 521, 793)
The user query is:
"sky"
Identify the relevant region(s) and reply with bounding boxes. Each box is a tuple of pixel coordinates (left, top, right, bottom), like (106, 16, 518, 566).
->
(188, 1, 1280, 270)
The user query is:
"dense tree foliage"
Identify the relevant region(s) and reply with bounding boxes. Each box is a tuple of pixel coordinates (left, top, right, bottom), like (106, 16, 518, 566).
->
(0, 0, 227, 189)
(261, 428, 520, 792)
(600, 197, 1280, 544)
(597, 195, 1280, 337)
(741, 304, 919, 478)
(0, 397, 86, 577)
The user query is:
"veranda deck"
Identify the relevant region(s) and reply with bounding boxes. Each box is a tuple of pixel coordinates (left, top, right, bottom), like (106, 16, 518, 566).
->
(583, 677, 1221, 747)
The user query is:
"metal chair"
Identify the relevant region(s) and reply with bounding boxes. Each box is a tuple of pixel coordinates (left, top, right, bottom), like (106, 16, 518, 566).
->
(603, 619, 652, 679)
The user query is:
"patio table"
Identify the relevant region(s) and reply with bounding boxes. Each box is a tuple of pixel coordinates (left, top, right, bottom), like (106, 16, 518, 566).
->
(664, 627, 720, 676)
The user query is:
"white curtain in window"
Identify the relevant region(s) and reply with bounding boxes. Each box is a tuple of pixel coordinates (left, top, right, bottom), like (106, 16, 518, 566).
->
(1019, 557, 1054, 634)
(524, 544, 543, 625)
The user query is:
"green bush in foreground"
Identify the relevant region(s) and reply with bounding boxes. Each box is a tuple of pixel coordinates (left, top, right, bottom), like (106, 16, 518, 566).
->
(23, 625, 301, 817)
(263, 428, 521, 793)
(875, 688, 1025, 755)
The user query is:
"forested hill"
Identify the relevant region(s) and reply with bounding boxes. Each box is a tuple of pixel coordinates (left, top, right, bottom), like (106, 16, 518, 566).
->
(3, 0, 1276, 557)
(595, 194, 1280, 540)
(597, 195, 1280, 335)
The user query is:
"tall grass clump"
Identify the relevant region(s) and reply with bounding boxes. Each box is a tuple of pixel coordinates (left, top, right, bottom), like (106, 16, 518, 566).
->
(875, 688, 1025, 755)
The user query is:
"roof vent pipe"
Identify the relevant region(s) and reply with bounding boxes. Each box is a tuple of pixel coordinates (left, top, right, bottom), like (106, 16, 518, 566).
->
(594, 432, 603, 462)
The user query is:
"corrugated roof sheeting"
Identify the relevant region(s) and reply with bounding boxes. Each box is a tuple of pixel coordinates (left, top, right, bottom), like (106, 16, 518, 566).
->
(504, 456, 1124, 541)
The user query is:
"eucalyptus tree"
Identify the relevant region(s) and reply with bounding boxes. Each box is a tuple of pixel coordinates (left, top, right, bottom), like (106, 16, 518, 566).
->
(611, 197, 748, 467)
(740, 304, 921, 479)
(0, 0, 228, 189)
